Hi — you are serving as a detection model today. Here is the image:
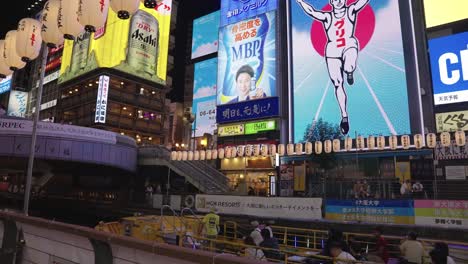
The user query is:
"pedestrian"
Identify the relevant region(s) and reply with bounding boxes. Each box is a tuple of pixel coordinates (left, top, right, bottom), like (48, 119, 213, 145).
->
(249, 220, 264, 246)
(433, 242, 456, 264)
(321, 229, 350, 257)
(264, 220, 274, 238)
(199, 207, 220, 240)
(353, 181, 362, 199)
(370, 227, 389, 264)
(330, 240, 356, 264)
(145, 184, 153, 203)
(244, 236, 267, 261)
(260, 229, 280, 260)
(412, 181, 424, 198)
(400, 180, 411, 198)
(400, 232, 425, 264)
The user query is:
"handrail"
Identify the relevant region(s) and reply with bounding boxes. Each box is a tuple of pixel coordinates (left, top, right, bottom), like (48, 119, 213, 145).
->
(160, 204, 180, 233)
(180, 207, 204, 234)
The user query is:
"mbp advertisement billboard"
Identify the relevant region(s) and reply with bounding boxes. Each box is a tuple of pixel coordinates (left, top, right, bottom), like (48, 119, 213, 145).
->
(217, 11, 278, 123)
(220, 0, 278, 27)
(291, 0, 412, 141)
(193, 58, 217, 137)
(59, 1, 172, 85)
(429, 32, 468, 106)
(192, 11, 220, 59)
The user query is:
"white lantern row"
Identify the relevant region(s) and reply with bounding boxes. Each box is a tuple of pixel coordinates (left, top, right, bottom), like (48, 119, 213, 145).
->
(110, 0, 140, 19)
(171, 132, 466, 161)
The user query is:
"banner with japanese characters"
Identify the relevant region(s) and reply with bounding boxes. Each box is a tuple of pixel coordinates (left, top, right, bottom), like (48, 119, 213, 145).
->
(436, 110, 468, 133)
(196, 194, 322, 220)
(7, 90, 29, 118)
(415, 200, 468, 228)
(220, 0, 278, 27)
(325, 199, 415, 225)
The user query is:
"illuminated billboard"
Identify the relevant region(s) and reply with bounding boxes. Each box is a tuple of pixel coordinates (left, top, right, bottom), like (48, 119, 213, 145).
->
(217, 11, 276, 106)
(7, 90, 28, 118)
(429, 32, 468, 105)
(424, 0, 468, 28)
(220, 0, 278, 26)
(0, 75, 12, 95)
(436, 110, 468, 133)
(193, 58, 217, 137)
(291, 0, 411, 141)
(59, 1, 172, 85)
(191, 11, 220, 59)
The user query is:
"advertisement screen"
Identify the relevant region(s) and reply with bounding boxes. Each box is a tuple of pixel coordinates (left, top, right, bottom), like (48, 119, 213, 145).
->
(424, 0, 468, 28)
(59, 1, 172, 85)
(193, 58, 217, 136)
(436, 110, 468, 133)
(0, 75, 12, 95)
(192, 11, 220, 59)
(7, 90, 28, 118)
(217, 11, 276, 106)
(429, 32, 468, 105)
(220, 0, 278, 27)
(291, 0, 411, 141)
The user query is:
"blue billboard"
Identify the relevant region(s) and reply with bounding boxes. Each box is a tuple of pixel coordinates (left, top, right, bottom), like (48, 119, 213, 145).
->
(220, 0, 278, 27)
(193, 58, 218, 136)
(429, 32, 468, 105)
(217, 97, 279, 123)
(291, 0, 411, 141)
(191, 11, 220, 59)
(0, 75, 12, 95)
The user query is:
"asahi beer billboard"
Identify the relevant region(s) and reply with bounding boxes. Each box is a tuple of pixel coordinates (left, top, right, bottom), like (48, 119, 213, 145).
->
(59, 1, 172, 85)
(291, 0, 412, 141)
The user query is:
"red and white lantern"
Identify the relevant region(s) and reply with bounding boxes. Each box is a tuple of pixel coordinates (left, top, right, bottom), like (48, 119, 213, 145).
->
(41, 0, 64, 47)
(440, 132, 451, 147)
(426, 133, 437, 148)
(389, 135, 398, 150)
(16, 18, 43, 62)
(367, 136, 375, 150)
(0, 41, 13, 78)
(324, 140, 332, 154)
(269, 144, 277, 156)
(287, 144, 294, 156)
(414, 134, 423, 149)
(110, 0, 140, 19)
(58, 0, 84, 40)
(78, 0, 110, 32)
(455, 131, 466, 147)
(333, 139, 341, 152)
(305, 142, 313, 155)
(377, 136, 386, 150)
(295, 143, 303, 155)
(4, 31, 26, 70)
(278, 144, 285, 156)
(315, 141, 323, 154)
(344, 137, 353, 151)
(218, 148, 225, 159)
(188, 151, 194, 161)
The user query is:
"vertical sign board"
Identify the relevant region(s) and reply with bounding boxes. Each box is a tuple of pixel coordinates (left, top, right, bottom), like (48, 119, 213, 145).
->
(217, 1, 279, 124)
(191, 11, 220, 59)
(192, 58, 218, 136)
(95, 75, 110, 124)
(291, 0, 412, 141)
(0, 75, 12, 95)
(429, 32, 468, 105)
(7, 91, 29, 118)
(436, 110, 468, 132)
(415, 200, 468, 228)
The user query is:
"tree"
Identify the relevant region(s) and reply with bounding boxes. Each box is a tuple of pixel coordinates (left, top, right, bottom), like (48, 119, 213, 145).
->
(302, 118, 343, 170)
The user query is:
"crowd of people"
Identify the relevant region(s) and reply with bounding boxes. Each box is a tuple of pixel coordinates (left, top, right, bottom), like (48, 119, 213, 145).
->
(400, 179, 425, 198)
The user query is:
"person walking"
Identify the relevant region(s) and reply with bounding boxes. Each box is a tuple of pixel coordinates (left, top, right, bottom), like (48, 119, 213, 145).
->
(370, 227, 389, 264)
(200, 207, 220, 240)
(400, 232, 425, 264)
(249, 220, 264, 246)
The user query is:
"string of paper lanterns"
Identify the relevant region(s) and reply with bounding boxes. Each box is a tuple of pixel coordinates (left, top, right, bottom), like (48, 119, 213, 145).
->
(171, 132, 467, 161)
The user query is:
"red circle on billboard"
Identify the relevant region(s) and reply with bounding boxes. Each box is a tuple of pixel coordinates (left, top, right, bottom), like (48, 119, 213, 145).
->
(310, 0, 375, 57)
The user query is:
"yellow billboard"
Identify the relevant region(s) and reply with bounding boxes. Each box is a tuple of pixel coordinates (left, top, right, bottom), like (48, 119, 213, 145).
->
(424, 0, 468, 28)
(59, 1, 172, 85)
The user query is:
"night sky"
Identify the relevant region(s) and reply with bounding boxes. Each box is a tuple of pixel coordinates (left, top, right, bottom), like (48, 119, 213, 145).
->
(0, 0, 45, 37)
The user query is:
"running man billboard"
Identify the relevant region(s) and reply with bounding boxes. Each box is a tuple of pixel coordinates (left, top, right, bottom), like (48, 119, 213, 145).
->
(291, 0, 412, 141)
(59, 1, 172, 85)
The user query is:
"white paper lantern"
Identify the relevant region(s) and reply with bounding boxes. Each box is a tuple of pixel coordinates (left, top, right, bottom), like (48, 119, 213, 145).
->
(16, 18, 43, 62)
(287, 144, 294, 156)
(211, 149, 218, 160)
(231, 147, 237, 158)
(176, 151, 182, 161)
(455, 131, 466, 147)
(426, 133, 437, 148)
(253, 145, 260, 157)
(440, 132, 451, 147)
(377, 136, 386, 150)
(194, 150, 200, 160)
(110, 0, 139, 19)
(344, 137, 353, 151)
(78, 0, 110, 32)
(305, 142, 313, 154)
(41, 0, 64, 47)
(295, 143, 303, 154)
(356, 136, 365, 150)
(237, 146, 244, 157)
(0, 41, 13, 78)
(4, 31, 26, 71)
(218, 148, 224, 159)
(333, 139, 341, 152)
(188, 151, 194, 161)
(401, 135, 410, 149)
(389, 135, 398, 150)
(245, 145, 252, 157)
(414, 134, 423, 149)
(367, 136, 375, 150)
(315, 141, 323, 154)
(278, 144, 285, 156)
(58, 0, 84, 40)
(200, 150, 206, 160)
(261, 145, 268, 156)
(170, 151, 177, 161)
(206, 150, 212, 160)
(140, 0, 157, 8)
(269, 144, 277, 156)
(182, 151, 188, 161)
(225, 146, 232, 158)
(324, 140, 332, 154)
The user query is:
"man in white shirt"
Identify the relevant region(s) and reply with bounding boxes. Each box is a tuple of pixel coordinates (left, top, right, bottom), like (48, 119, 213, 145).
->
(400, 232, 425, 264)
(330, 240, 356, 264)
(249, 220, 264, 246)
